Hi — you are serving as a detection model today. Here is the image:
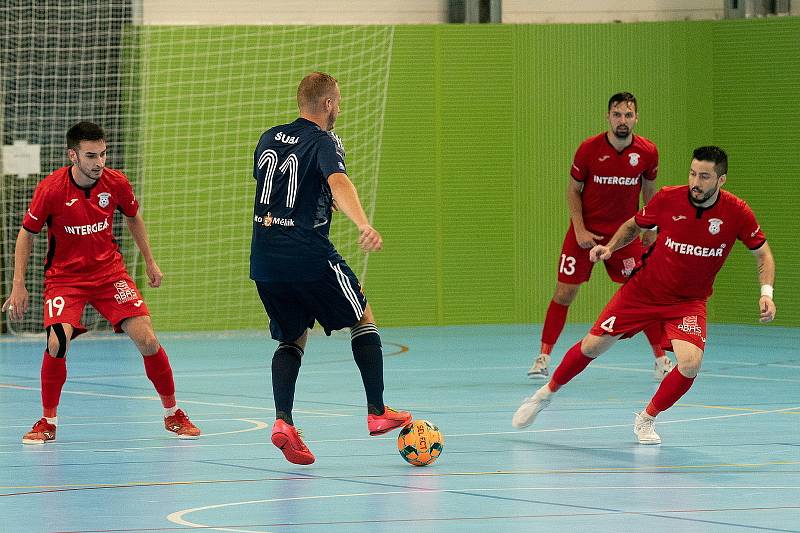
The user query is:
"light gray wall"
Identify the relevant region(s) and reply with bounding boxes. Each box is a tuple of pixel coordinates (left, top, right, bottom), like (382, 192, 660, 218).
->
(141, 0, 449, 24)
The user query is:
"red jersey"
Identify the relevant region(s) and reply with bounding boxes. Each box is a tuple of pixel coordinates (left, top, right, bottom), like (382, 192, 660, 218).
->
(571, 133, 659, 235)
(22, 166, 139, 287)
(631, 185, 766, 303)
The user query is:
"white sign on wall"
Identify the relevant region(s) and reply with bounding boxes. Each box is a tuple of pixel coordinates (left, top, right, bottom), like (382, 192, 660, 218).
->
(2, 140, 41, 179)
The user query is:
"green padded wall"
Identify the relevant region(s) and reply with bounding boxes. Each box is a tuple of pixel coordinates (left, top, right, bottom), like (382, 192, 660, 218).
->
(134, 19, 798, 330)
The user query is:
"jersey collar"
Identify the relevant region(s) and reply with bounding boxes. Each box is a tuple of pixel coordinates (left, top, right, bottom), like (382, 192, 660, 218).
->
(604, 132, 636, 155)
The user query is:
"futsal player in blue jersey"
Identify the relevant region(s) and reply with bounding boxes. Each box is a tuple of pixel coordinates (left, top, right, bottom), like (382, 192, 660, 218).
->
(250, 72, 412, 465)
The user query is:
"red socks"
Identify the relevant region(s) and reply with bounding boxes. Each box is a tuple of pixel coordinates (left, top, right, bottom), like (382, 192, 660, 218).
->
(646, 367, 695, 416)
(41, 350, 67, 417)
(143, 346, 176, 408)
(549, 341, 594, 391)
(542, 300, 569, 347)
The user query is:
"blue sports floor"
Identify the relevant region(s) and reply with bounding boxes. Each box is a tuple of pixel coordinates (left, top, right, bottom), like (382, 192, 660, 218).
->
(1, 324, 798, 532)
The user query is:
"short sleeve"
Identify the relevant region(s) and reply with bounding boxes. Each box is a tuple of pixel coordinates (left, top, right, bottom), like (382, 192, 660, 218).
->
(318, 133, 346, 178)
(644, 144, 659, 180)
(570, 141, 591, 182)
(737, 202, 766, 250)
(634, 189, 663, 229)
(22, 181, 51, 234)
(115, 175, 139, 217)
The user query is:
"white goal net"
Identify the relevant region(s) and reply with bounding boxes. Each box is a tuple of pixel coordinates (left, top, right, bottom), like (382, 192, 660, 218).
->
(1, 1, 394, 334)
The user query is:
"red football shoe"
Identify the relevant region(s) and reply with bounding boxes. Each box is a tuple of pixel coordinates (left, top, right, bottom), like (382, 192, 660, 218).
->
(164, 409, 201, 439)
(367, 406, 412, 436)
(271, 419, 315, 465)
(22, 418, 57, 445)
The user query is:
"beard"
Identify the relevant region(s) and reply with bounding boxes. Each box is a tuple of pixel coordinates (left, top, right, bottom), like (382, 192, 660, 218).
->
(689, 185, 718, 205)
(325, 111, 337, 131)
(613, 126, 630, 139)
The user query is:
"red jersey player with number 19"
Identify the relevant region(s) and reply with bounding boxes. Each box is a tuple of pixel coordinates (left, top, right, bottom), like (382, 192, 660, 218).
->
(528, 92, 674, 382)
(513, 146, 776, 444)
(1, 121, 200, 444)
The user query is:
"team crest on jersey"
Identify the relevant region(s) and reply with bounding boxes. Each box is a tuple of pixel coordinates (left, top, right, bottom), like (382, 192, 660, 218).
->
(97, 192, 111, 208)
(628, 153, 640, 166)
(708, 218, 723, 235)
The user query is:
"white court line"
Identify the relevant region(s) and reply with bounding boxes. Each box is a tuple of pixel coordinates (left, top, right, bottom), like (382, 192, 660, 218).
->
(167, 484, 800, 532)
(589, 364, 800, 383)
(3, 405, 796, 455)
(0, 383, 348, 417)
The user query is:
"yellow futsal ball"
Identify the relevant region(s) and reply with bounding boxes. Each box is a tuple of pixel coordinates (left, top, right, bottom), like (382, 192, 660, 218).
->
(397, 419, 444, 466)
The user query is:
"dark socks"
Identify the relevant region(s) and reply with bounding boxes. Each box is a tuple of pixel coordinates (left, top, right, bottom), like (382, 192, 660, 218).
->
(351, 323, 385, 414)
(272, 342, 303, 425)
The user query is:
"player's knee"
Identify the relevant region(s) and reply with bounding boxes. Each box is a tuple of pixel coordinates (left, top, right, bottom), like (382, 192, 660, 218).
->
(553, 284, 579, 305)
(676, 348, 703, 377)
(45, 324, 69, 358)
(275, 342, 304, 361)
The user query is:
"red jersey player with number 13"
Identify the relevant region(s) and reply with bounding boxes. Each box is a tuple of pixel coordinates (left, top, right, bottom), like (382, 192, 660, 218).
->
(528, 92, 674, 382)
(513, 146, 776, 444)
(1, 121, 200, 444)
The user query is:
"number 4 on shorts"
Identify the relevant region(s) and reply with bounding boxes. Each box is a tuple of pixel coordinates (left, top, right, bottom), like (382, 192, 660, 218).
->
(600, 316, 616, 333)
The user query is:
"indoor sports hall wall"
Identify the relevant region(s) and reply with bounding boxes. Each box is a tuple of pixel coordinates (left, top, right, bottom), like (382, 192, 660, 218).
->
(133, 18, 799, 330)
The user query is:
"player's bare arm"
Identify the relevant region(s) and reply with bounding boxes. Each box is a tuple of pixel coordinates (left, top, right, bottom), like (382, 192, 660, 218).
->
(1, 228, 35, 321)
(640, 179, 659, 247)
(327, 172, 382, 252)
(567, 178, 602, 248)
(751, 242, 776, 323)
(590, 217, 642, 263)
(125, 212, 163, 288)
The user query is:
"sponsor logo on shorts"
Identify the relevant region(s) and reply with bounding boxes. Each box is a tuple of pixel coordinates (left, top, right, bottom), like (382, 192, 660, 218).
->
(677, 315, 706, 342)
(621, 257, 636, 277)
(113, 279, 139, 304)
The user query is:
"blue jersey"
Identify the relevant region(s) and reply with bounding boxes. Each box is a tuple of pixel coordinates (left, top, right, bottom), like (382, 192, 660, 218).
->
(250, 118, 347, 282)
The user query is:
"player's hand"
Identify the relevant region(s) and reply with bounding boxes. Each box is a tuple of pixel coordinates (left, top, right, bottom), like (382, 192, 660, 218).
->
(641, 229, 657, 248)
(589, 244, 612, 263)
(146, 261, 163, 288)
(574, 227, 603, 249)
(358, 224, 383, 252)
(759, 296, 776, 323)
(2, 285, 29, 321)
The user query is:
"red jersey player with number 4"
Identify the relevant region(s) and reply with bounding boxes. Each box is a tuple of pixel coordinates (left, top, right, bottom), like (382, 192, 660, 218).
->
(1, 122, 200, 444)
(528, 92, 674, 382)
(513, 146, 776, 444)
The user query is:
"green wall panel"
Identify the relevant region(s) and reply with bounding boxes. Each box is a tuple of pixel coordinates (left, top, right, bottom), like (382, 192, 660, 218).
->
(133, 19, 799, 331)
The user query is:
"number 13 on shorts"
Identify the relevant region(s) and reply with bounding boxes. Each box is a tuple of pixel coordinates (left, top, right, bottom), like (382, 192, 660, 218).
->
(46, 296, 65, 317)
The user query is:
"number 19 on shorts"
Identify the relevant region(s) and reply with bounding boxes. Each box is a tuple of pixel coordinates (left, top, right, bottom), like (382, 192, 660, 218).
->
(46, 296, 65, 317)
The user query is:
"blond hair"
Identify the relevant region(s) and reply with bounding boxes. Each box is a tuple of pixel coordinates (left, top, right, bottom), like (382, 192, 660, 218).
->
(297, 72, 338, 113)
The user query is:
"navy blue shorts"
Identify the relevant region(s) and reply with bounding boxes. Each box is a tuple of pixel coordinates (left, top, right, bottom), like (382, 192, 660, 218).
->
(255, 260, 368, 342)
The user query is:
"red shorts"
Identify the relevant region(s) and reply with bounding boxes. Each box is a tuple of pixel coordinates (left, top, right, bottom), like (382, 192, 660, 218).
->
(589, 280, 708, 351)
(557, 227, 645, 284)
(42, 274, 150, 337)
